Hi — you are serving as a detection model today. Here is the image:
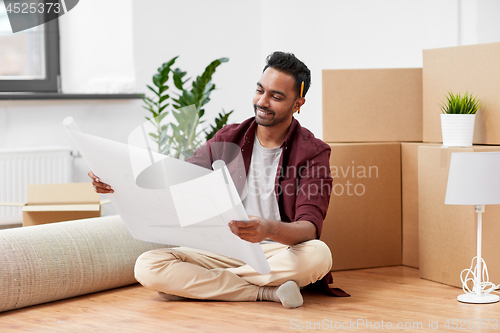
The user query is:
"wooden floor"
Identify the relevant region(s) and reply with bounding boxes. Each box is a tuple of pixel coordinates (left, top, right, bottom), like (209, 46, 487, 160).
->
(1, 266, 499, 332)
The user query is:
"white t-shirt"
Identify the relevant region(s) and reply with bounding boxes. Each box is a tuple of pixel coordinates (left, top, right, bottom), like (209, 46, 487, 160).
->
(242, 136, 282, 222)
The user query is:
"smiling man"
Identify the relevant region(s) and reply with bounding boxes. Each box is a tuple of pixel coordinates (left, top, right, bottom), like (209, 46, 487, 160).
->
(90, 51, 334, 308)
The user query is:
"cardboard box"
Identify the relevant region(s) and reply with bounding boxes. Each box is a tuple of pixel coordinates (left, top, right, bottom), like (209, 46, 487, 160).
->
(22, 183, 102, 227)
(401, 143, 420, 268)
(418, 145, 500, 288)
(322, 68, 423, 142)
(401, 143, 440, 268)
(423, 42, 500, 144)
(320, 143, 401, 271)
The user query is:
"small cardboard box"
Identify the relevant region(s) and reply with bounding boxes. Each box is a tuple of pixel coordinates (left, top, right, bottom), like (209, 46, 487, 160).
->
(320, 143, 402, 271)
(418, 145, 500, 288)
(21, 183, 102, 227)
(322, 68, 423, 142)
(423, 42, 500, 145)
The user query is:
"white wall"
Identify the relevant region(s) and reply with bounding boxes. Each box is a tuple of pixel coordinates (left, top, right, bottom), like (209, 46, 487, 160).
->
(259, 0, 461, 137)
(473, 0, 500, 44)
(0, 99, 144, 180)
(2, 0, 500, 186)
(132, 0, 262, 125)
(458, 0, 500, 45)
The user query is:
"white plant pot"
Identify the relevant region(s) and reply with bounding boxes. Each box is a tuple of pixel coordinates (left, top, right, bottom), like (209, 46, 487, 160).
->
(440, 114, 476, 147)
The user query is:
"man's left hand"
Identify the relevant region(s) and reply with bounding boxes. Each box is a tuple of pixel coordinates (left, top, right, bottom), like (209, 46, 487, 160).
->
(228, 215, 275, 243)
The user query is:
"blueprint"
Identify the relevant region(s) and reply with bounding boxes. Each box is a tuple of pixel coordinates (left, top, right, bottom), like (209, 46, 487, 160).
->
(63, 117, 270, 274)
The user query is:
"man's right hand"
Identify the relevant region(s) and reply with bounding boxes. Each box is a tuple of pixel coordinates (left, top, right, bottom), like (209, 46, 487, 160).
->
(88, 171, 114, 194)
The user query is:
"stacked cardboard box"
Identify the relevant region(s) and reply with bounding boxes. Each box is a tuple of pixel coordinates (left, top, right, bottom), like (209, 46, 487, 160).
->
(423, 42, 500, 145)
(322, 42, 500, 284)
(323, 68, 422, 143)
(320, 143, 402, 270)
(321, 68, 423, 271)
(418, 145, 500, 288)
(417, 42, 500, 287)
(400, 143, 421, 268)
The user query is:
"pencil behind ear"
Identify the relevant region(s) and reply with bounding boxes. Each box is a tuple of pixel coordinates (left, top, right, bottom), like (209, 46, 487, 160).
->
(298, 81, 304, 114)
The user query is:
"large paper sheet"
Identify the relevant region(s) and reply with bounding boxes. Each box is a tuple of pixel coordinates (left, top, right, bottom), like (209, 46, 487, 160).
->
(63, 117, 270, 274)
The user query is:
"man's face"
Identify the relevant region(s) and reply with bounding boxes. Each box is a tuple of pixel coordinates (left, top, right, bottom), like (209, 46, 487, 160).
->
(253, 67, 302, 128)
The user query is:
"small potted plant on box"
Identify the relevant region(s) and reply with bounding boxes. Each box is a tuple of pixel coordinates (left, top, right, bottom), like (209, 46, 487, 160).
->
(440, 91, 480, 147)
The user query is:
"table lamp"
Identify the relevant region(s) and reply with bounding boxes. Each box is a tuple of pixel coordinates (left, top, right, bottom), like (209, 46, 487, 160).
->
(445, 152, 500, 304)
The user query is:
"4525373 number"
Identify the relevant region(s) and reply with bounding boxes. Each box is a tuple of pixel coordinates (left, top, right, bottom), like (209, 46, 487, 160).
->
(5, 2, 61, 14)
(444, 319, 499, 330)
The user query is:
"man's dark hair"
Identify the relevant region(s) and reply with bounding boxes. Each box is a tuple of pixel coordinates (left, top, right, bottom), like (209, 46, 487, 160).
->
(263, 51, 311, 98)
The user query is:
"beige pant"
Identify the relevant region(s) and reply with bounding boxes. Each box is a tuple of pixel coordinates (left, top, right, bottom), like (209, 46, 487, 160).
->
(134, 240, 332, 302)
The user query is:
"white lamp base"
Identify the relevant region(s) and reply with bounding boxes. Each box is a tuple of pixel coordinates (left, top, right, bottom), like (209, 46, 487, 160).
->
(457, 293, 499, 304)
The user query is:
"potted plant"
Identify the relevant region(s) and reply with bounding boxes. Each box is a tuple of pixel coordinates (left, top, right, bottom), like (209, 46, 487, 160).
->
(440, 91, 480, 147)
(142, 56, 233, 158)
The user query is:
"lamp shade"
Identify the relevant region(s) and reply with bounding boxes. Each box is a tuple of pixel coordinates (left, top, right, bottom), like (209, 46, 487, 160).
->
(445, 152, 500, 205)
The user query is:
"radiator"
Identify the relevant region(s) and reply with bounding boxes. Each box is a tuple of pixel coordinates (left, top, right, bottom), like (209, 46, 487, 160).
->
(0, 147, 74, 224)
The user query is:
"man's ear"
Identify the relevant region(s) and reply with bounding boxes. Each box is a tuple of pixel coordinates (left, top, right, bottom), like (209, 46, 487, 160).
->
(294, 97, 306, 112)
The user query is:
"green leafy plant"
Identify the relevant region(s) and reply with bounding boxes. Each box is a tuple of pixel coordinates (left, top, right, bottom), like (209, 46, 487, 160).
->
(170, 58, 230, 158)
(440, 91, 481, 115)
(142, 57, 177, 154)
(142, 57, 233, 158)
(205, 109, 234, 141)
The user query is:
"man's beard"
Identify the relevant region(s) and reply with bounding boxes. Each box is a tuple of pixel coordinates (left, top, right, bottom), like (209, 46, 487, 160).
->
(254, 104, 293, 127)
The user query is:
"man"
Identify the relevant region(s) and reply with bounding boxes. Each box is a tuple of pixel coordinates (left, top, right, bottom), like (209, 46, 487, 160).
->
(90, 51, 333, 308)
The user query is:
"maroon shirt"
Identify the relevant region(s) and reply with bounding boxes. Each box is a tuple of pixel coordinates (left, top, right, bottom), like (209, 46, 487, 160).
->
(187, 117, 332, 238)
